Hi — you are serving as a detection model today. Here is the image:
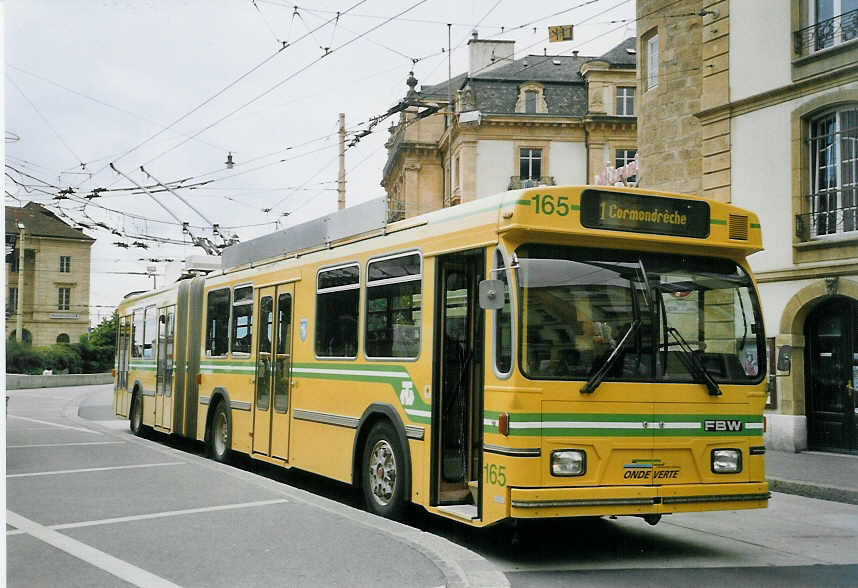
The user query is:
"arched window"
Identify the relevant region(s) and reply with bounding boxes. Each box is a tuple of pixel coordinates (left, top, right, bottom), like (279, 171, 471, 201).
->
(8, 329, 32, 344)
(57, 333, 70, 344)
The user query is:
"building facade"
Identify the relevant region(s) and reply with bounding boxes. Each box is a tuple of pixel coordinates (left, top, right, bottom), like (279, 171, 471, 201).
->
(381, 35, 637, 220)
(5, 202, 95, 346)
(637, 0, 858, 454)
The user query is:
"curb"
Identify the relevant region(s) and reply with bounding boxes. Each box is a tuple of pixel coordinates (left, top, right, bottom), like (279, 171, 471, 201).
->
(767, 477, 858, 505)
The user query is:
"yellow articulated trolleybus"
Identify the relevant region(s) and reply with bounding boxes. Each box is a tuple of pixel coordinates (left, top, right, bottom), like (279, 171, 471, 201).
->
(114, 185, 770, 527)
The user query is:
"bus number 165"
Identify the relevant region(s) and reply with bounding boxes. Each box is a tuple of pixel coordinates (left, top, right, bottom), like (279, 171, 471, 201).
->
(530, 194, 570, 216)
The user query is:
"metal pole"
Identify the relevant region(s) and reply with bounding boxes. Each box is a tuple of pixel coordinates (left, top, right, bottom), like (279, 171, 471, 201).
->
(15, 226, 25, 342)
(338, 113, 346, 210)
(447, 23, 453, 207)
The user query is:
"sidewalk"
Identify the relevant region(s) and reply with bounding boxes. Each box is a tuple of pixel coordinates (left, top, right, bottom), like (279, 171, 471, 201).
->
(766, 449, 858, 505)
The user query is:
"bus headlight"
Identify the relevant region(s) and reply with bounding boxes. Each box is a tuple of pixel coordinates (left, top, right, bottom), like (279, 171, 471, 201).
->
(711, 449, 742, 474)
(551, 450, 586, 476)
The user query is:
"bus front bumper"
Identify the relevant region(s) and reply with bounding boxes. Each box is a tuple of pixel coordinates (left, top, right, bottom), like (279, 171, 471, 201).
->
(508, 482, 770, 518)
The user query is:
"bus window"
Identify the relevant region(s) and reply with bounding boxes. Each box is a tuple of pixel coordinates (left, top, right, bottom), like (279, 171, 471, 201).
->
(206, 288, 230, 357)
(316, 264, 359, 358)
(142, 305, 157, 359)
(231, 285, 253, 355)
(131, 309, 143, 358)
(365, 252, 421, 359)
(493, 249, 513, 376)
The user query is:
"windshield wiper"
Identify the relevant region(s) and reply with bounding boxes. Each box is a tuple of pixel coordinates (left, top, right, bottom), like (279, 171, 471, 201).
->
(666, 327, 722, 396)
(581, 320, 640, 394)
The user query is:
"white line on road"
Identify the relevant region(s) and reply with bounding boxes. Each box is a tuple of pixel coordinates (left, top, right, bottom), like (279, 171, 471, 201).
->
(7, 415, 103, 435)
(6, 511, 182, 588)
(6, 499, 289, 537)
(7, 462, 186, 478)
(7, 441, 126, 448)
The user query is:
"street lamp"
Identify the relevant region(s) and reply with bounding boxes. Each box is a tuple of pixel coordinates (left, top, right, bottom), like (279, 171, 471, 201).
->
(15, 221, 26, 342)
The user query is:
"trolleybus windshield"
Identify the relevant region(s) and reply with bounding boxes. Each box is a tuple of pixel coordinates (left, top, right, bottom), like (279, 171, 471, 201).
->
(516, 245, 765, 385)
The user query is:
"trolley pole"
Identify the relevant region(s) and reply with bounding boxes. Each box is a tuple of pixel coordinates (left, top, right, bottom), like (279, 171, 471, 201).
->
(338, 112, 346, 210)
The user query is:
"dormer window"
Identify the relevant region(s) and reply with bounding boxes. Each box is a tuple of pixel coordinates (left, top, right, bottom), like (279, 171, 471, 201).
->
(516, 83, 547, 114)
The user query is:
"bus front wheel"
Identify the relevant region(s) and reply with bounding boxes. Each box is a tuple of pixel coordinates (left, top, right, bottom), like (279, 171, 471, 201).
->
(209, 401, 232, 463)
(361, 421, 406, 520)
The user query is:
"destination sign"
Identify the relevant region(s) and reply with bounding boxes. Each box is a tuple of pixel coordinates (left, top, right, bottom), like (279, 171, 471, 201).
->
(580, 190, 710, 238)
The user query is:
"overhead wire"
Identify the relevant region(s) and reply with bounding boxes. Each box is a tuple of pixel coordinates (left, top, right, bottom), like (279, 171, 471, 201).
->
(6, 73, 86, 168)
(136, 0, 430, 170)
(6, 63, 230, 155)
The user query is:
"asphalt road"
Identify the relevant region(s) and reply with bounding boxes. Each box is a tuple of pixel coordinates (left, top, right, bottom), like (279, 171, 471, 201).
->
(6, 384, 858, 587)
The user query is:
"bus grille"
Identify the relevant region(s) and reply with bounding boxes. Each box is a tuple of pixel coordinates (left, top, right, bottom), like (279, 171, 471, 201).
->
(729, 214, 749, 240)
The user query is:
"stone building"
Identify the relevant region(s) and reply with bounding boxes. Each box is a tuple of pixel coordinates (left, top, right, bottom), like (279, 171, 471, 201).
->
(5, 202, 94, 346)
(381, 34, 638, 220)
(636, 0, 858, 454)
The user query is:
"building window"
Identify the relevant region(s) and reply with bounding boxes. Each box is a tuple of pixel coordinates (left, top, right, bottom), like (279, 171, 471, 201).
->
(58, 287, 71, 310)
(525, 90, 538, 113)
(520, 148, 543, 181)
(9, 252, 19, 273)
(7, 287, 17, 316)
(646, 33, 659, 90)
(57, 333, 70, 344)
(810, 0, 858, 52)
(616, 87, 635, 116)
(516, 83, 546, 114)
(316, 263, 360, 358)
(365, 252, 422, 359)
(808, 106, 858, 238)
(616, 149, 638, 183)
(59, 256, 71, 273)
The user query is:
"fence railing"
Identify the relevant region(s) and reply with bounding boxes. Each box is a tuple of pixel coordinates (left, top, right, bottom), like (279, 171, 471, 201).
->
(794, 8, 858, 57)
(795, 193, 858, 240)
(507, 176, 556, 190)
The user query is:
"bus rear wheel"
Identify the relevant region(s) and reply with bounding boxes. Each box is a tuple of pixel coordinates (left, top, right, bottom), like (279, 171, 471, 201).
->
(361, 421, 406, 520)
(209, 401, 232, 463)
(129, 393, 143, 436)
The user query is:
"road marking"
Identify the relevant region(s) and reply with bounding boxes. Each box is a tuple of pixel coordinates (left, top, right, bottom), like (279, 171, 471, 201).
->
(6, 499, 289, 537)
(7, 415, 103, 435)
(7, 511, 181, 588)
(7, 462, 185, 478)
(7, 441, 126, 448)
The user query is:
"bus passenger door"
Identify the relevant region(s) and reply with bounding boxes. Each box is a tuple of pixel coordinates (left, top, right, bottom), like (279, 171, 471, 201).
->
(253, 285, 293, 460)
(270, 288, 293, 460)
(433, 250, 484, 510)
(154, 306, 175, 431)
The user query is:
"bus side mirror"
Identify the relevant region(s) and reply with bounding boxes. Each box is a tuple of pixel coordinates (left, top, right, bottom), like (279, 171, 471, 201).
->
(479, 280, 505, 310)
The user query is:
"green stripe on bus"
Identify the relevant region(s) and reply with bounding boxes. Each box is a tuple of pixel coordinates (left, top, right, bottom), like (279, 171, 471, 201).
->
(290, 362, 431, 424)
(750, 223, 761, 229)
(710, 219, 727, 225)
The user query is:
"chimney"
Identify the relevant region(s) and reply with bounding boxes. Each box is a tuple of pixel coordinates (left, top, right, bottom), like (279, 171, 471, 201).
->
(468, 32, 514, 76)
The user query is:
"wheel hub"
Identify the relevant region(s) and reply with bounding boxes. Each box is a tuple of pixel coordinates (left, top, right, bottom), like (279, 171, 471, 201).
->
(368, 439, 396, 506)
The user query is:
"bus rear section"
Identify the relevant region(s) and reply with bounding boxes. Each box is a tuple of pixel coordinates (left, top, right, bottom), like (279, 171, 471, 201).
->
(481, 242, 769, 523)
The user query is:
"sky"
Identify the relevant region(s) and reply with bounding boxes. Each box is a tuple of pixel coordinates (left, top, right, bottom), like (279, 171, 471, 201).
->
(4, 0, 636, 325)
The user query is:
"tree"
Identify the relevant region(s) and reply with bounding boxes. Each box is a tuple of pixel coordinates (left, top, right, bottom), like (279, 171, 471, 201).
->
(87, 311, 118, 349)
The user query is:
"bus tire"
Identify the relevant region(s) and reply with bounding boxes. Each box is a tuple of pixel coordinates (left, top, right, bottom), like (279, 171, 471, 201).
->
(129, 392, 144, 436)
(208, 401, 232, 463)
(361, 421, 407, 520)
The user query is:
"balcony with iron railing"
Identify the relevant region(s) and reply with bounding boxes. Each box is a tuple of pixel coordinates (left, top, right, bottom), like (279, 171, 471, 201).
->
(794, 8, 858, 57)
(507, 176, 556, 190)
(795, 191, 858, 242)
